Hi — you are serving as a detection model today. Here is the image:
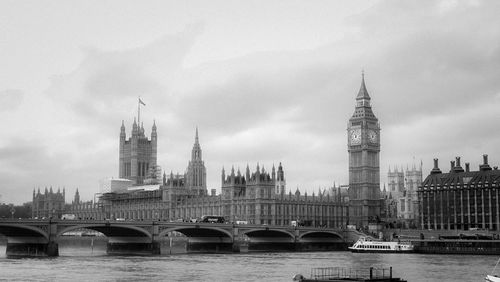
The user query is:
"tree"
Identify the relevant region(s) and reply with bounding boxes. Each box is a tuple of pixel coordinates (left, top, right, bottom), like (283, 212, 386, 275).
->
(0, 202, 32, 218)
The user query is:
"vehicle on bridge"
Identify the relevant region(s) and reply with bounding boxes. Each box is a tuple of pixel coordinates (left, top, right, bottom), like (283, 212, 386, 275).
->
(200, 215, 225, 223)
(61, 214, 76, 220)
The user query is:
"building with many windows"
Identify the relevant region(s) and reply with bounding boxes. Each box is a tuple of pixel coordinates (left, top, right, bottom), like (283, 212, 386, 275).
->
(418, 155, 500, 231)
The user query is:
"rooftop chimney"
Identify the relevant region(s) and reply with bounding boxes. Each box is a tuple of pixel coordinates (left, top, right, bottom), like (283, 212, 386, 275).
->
(453, 156, 465, 173)
(450, 161, 455, 172)
(480, 154, 492, 171)
(431, 158, 442, 174)
(465, 162, 470, 172)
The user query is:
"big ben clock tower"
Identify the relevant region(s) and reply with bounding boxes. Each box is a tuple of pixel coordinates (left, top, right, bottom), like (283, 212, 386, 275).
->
(348, 73, 381, 228)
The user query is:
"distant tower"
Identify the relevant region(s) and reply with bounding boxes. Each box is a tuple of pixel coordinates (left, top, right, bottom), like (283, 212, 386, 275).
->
(347, 72, 381, 227)
(119, 118, 157, 185)
(275, 162, 286, 194)
(73, 188, 81, 205)
(186, 127, 207, 195)
(402, 162, 423, 221)
(387, 166, 405, 199)
(405, 162, 423, 196)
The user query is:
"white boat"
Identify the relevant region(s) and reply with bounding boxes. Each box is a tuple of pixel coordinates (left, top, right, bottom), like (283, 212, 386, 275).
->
(348, 237, 414, 253)
(486, 275, 500, 282)
(486, 259, 500, 282)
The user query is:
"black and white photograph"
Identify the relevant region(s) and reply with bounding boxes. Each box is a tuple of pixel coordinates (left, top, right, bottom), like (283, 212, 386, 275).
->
(1, 0, 500, 281)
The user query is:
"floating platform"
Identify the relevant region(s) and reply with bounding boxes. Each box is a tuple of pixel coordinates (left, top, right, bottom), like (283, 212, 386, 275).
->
(293, 266, 407, 282)
(412, 238, 500, 255)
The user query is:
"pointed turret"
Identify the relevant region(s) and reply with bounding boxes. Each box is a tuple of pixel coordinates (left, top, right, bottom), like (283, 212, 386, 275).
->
(277, 162, 285, 181)
(140, 122, 145, 136)
(151, 120, 157, 137)
(120, 120, 126, 138)
(132, 117, 138, 136)
(191, 127, 202, 161)
(222, 166, 226, 183)
(74, 188, 80, 204)
(272, 164, 276, 180)
(356, 71, 371, 102)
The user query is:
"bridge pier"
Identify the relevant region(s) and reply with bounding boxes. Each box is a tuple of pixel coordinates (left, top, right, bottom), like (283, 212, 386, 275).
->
(107, 237, 160, 255)
(6, 239, 59, 257)
(186, 237, 234, 253)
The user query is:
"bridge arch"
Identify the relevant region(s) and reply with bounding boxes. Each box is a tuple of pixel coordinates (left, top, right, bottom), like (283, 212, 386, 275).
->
(158, 226, 233, 238)
(242, 228, 295, 240)
(299, 231, 343, 240)
(0, 223, 49, 240)
(57, 224, 152, 238)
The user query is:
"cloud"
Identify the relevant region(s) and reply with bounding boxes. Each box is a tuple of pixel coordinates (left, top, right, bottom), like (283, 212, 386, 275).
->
(44, 24, 204, 125)
(0, 89, 24, 112)
(2, 1, 500, 204)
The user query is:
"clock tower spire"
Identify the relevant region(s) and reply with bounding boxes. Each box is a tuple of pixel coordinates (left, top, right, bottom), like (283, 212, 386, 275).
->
(347, 72, 381, 228)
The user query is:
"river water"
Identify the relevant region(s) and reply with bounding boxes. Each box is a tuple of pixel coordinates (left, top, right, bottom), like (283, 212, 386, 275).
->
(0, 244, 496, 281)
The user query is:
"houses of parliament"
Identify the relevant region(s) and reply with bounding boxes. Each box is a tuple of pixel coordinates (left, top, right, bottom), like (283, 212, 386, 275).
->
(32, 75, 383, 228)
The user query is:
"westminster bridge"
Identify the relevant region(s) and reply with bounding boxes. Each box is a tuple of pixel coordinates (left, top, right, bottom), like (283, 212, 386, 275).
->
(0, 219, 364, 257)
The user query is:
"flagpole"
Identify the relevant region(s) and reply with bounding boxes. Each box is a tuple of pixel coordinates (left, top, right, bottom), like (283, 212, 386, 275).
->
(138, 97, 141, 126)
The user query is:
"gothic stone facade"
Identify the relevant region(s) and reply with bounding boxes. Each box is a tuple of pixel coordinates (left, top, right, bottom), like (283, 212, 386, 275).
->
(386, 164, 423, 225)
(347, 74, 381, 227)
(32, 187, 66, 219)
(220, 164, 347, 226)
(119, 119, 157, 185)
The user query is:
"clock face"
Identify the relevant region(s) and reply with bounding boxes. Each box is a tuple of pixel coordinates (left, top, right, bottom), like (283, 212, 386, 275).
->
(350, 129, 361, 145)
(368, 130, 378, 143)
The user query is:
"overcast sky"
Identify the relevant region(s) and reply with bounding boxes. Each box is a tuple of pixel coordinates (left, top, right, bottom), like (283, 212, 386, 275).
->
(1, 0, 499, 204)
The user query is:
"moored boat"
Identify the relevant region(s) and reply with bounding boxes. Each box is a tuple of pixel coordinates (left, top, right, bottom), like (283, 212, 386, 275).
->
(486, 258, 500, 282)
(293, 266, 407, 282)
(486, 275, 500, 282)
(348, 237, 414, 253)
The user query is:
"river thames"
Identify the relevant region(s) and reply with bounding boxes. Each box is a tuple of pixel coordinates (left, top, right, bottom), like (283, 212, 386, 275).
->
(0, 245, 496, 281)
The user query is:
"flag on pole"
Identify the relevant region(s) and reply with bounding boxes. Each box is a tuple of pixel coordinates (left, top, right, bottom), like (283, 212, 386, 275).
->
(139, 98, 146, 106)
